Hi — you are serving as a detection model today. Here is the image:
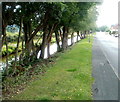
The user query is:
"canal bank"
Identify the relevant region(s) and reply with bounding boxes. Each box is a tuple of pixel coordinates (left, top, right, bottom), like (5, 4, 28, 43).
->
(0, 35, 80, 70)
(7, 36, 93, 100)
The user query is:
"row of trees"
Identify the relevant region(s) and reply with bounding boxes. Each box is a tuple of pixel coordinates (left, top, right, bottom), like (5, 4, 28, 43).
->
(2, 2, 99, 75)
(96, 25, 110, 32)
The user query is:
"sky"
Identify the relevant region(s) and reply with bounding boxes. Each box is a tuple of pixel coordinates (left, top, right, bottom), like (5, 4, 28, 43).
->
(96, 0, 119, 27)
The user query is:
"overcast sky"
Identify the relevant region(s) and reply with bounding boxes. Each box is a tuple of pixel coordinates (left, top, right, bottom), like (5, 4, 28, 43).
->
(96, 0, 119, 27)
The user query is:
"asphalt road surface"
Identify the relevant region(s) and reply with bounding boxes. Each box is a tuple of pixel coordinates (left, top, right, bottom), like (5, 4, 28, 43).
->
(92, 32, 119, 100)
(96, 32, 118, 78)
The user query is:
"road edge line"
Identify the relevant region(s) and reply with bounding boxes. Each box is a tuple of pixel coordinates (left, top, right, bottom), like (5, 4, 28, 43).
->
(99, 40, 120, 80)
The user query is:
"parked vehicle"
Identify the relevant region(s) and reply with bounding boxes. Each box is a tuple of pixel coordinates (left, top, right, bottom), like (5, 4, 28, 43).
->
(114, 34, 118, 37)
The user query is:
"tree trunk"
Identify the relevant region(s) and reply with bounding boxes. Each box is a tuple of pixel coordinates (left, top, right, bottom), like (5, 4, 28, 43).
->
(80, 31, 82, 39)
(27, 11, 49, 44)
(55, 30, 61, 52)
(2, 28, 6, 48)
(47, 23, 58, 58)
(19, 37, 24, 63)
(14, 18, 22, 69)
(62, 26, 68, 50)
(71, 32, 74, 45)
(2, 18, 8, 72)
(76, 31, 79, 42)
(28, 21, 35, 55)
(27, 23, 43, 43)
(59, 28, 62, 42)
(81, 31, 84, 39)
(33, 35, 43, 59)
(5, 35, 8, 75)
(47, 41, 50, 58)
(47, 32, 51, 59)
(2, 19, 7, 48)
(88, 30, 90, 43)
(40, 28, 48, 59)
(35, 44, 42, 58)
(83, 31, 86, 38)
(23, 21, 28, 46)
(23, 21, 34, 57)
(40, 33, 46, 59)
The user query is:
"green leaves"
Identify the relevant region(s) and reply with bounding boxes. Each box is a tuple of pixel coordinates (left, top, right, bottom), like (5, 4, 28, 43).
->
(3, 2, 98, 35)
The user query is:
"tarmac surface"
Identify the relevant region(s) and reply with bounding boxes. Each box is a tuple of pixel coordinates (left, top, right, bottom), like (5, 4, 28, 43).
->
(92, 33, 119, 101)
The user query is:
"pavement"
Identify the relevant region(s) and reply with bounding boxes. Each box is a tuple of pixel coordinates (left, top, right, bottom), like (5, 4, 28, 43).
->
(92, 33, 119, 101)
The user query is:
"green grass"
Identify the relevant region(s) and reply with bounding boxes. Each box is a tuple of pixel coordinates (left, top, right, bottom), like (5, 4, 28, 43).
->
(2, 42, 23, 56)
(10, 36, 94, 100)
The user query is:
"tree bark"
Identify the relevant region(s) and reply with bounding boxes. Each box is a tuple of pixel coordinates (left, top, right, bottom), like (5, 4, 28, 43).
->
(27, 10, 49, 44)
(59, 28, 62, 42)
(2, 19, 7, 48)
(83, 31, 86, 38)
(23, 21, 28, 45)
(27, 23, 43, 43)
(62, 26, 68, 50)
(40, 27, 48, 59)
(47, 41, 50, 58)
(19, 37, 24, 63)
(23, 21, 34, 57)
(2, 29, 6, 47)
(76, 31, 79, 42)
(81, 31, 84, 39)
(47, 31, 52, 59)
(33, 34, 43, 59)
(40, 32, 47, 59)
(55, 30, 61, 52)
(47, 23, 58, 58)
(2, 18, 8, 71)
(14, 18, 23, 68)
(71, 32, 74, 45)
(88, 30, 90, 43)
(5, 34, 8, 75)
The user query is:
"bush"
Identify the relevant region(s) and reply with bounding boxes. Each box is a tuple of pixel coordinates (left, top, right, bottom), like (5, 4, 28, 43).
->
(111, 31, 118, 34)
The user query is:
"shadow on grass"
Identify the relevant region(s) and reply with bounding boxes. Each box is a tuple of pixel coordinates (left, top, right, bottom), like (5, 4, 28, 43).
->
(66, 68, 77, 72)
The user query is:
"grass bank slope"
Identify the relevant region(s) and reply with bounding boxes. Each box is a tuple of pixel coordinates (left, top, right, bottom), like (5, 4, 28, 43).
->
(11, 37, 94, 100)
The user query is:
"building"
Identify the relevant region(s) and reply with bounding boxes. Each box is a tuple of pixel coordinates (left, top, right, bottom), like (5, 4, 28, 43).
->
(110, 24, 118, 33)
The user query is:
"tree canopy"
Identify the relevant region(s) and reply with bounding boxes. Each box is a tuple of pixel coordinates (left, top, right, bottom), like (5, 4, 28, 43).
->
(1, 2, 99, 75)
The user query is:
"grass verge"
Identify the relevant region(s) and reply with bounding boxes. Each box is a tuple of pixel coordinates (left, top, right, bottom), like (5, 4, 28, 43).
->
(9, 36, 94, 100)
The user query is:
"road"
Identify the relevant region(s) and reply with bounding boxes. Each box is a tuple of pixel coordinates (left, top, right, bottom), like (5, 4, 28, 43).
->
(96, 32, 118, 78)
(92, 32, 119, 100)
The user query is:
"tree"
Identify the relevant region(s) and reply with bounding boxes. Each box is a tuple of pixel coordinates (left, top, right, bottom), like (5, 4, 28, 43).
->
(98, 25, 109, 32)
(1, 2, 99, 76)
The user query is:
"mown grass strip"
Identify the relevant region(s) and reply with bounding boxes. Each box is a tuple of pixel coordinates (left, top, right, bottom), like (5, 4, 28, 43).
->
(10, 35, 94, 100)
